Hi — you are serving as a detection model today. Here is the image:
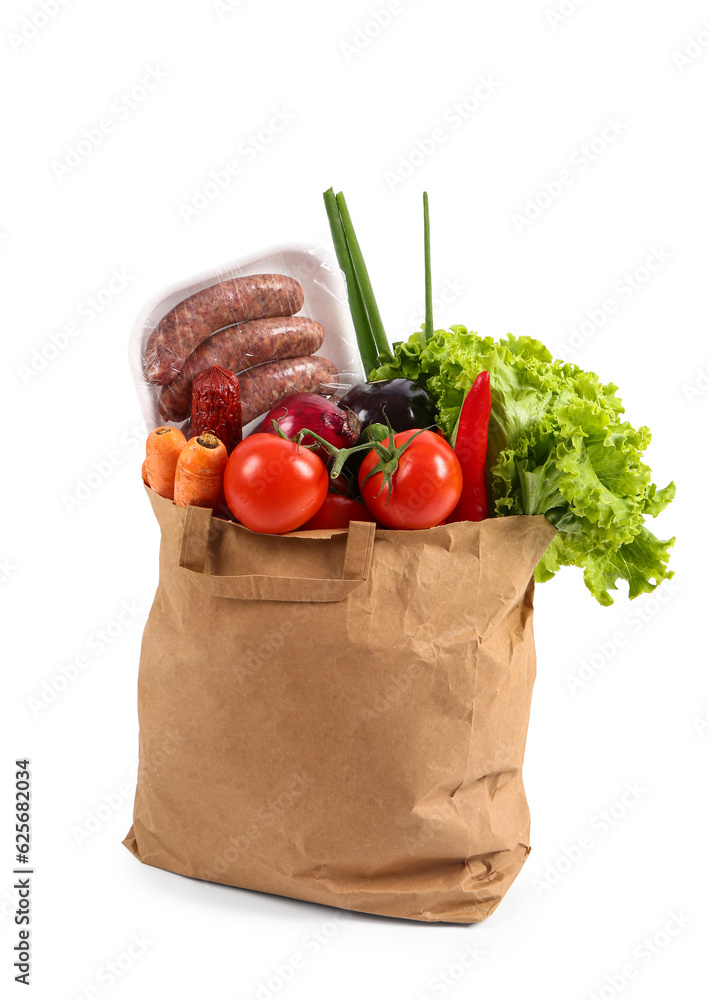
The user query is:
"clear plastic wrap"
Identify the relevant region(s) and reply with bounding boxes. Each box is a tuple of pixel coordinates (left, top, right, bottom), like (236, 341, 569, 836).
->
(128, 243, 365, 438)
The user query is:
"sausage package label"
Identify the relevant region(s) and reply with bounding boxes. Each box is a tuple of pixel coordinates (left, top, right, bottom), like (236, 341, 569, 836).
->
(124, 487, 556, 923)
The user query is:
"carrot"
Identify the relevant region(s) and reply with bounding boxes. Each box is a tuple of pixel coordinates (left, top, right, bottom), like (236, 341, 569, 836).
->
(174, 432, 228, 509)
(141, 459, 150, 486)
(145, 426, 186, 500)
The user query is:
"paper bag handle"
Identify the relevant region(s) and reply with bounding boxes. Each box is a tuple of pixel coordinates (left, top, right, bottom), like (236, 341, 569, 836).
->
(178, 505, 376, 603)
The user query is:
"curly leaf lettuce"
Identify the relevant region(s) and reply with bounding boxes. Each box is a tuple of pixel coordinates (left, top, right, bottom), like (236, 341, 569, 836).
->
(371, 327, 675, 605)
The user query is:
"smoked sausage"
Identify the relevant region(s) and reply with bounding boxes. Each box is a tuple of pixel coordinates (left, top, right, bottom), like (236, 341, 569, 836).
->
(238, 357, 339, 425)
(158, 316, 324, 422)
(144, 273, 304, 385)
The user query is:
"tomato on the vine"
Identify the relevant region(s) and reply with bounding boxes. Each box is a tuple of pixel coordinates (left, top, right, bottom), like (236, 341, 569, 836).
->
(300, 494, 374, 531)
(224, 434, 328, 534)
(358, 429, 462, 530)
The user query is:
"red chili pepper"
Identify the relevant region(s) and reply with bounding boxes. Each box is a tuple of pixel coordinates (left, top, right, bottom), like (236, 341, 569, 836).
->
(447, 371, 491, 522)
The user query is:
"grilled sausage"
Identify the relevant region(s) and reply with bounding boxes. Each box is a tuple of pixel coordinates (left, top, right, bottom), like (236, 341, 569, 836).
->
(238, 357, 339, 425)
(144, 273, 304, 385)
(158, 316, 325, 422)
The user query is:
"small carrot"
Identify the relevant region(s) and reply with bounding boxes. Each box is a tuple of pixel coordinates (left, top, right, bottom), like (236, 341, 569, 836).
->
(141, 459, 150, 486)
(174, 432, 228, 509)
(145, 426, 187, 500)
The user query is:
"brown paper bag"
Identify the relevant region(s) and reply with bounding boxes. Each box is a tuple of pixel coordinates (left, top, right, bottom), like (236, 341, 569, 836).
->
(124, 486, 556, 923)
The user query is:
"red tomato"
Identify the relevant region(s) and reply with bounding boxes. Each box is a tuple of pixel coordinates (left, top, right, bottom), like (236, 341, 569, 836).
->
(224, 434, 328, 534)
(329, 474, 350, 496)
(358, 430, 462, 530)
(300, 494, 374, 531)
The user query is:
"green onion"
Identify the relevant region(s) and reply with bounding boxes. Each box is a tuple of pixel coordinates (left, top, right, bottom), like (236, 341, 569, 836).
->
(334, 192, 390, 357)
(323, 188, 379, 375)
(423, 191, 433, 343)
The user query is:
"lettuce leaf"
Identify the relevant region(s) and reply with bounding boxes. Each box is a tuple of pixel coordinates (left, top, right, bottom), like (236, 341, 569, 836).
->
(371, 327, 675, 605)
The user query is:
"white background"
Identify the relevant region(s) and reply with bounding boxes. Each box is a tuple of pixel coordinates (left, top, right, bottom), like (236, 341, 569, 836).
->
(3, 0, 705, 997)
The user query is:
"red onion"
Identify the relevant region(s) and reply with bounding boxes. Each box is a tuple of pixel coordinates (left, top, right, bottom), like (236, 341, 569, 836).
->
(259, 393, 361, 460)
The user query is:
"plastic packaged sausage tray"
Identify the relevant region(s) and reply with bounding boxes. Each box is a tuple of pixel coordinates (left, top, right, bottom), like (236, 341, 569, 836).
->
(128, 243, 365, 436)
